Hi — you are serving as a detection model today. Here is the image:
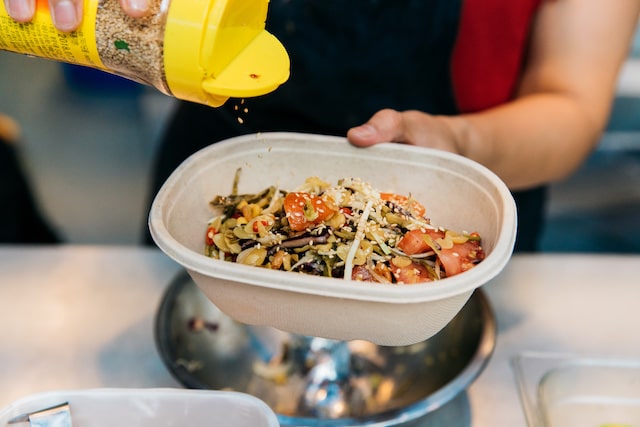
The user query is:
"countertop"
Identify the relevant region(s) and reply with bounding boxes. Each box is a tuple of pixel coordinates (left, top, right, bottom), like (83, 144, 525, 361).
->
(618, 57, 640, 96)
(0, 245, 639, 426)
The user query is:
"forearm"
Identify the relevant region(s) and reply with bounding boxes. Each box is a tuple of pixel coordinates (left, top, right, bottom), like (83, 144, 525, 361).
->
(347, 0, 638, 190)
(448, 0, 640, 191)
(446, 91, 609, 190)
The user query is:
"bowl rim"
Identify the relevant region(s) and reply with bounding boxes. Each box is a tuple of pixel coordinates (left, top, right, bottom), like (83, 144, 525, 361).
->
(0, 388, 279, 426)
(148, 132, 517, 303)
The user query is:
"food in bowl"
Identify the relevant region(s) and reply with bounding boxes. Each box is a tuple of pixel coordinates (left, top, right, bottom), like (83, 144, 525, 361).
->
(204, 173, 485, 284)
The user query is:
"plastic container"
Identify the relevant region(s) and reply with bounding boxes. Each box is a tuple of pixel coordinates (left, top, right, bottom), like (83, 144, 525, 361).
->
(148, 132, 517, 346)
(513, 352, 640, 427)
(0, 0, 289, 107)
(0, 388, 279, 426)
(540, 362, 640, 427)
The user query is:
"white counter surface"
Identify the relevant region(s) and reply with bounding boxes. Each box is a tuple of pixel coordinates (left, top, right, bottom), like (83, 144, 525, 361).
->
(618, 57, 640, 96)
(0, 245, 639, 426)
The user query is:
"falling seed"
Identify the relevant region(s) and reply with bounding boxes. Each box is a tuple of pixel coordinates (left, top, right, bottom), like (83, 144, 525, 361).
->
(238, 117, 244, 124)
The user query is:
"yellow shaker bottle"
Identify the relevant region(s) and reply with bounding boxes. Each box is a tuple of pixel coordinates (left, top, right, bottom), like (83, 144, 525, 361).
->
(0, 0, 290, 107)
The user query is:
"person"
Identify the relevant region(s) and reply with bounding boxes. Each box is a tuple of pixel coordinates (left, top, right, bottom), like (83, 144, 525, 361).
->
(7, 0, 640, 251)
(0, 113, 61, 244)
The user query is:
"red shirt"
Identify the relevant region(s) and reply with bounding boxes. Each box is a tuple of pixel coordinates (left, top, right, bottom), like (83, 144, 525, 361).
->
(452, 0, 543, 112)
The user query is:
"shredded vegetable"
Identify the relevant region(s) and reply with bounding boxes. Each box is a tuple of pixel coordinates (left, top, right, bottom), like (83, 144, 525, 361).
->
(204, 171, 485, 284)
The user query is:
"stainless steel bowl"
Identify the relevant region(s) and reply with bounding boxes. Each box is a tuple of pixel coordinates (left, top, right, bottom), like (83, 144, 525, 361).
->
(155, 271, 496, 426)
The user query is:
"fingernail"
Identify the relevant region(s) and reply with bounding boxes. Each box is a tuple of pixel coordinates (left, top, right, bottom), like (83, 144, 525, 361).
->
(122, 0, 149, 17)
(51, 0, 78, 32)
(5, 0, 35, 21)
(351, 124, 375, 139)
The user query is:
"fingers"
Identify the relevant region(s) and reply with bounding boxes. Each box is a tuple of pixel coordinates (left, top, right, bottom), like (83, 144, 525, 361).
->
(348, 109, 462, 154)
(4, 0, 80, 32)
(5, 0, 146, 29)
(347, 109, 405, 147)
(4, 0, 35, 22)
(5, 0, 81, 31)
(48, 0, 82, 32)
(119, 0, 150, 18)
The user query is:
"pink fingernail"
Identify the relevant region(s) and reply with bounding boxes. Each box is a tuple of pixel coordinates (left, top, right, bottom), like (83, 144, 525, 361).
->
(51, 0, 78, 32)
(5, 0, 35, 22)
(122, 0, 149, 16)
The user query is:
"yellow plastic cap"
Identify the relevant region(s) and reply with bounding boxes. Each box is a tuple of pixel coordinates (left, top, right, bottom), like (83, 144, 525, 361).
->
(164, 0, 290, 107)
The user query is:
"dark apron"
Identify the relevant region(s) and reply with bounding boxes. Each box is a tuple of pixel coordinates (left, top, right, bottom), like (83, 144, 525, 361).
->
(145, 0, 546, 252)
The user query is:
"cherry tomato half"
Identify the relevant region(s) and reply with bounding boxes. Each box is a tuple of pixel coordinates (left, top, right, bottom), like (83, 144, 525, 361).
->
(283, 192, 337, 231)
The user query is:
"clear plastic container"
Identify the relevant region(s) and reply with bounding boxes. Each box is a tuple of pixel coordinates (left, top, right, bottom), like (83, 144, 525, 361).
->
(0, 0, 289, 106)
(513, 352, 640, 427)
(0, 388, 279, 427)
(540, 363, 640, 427)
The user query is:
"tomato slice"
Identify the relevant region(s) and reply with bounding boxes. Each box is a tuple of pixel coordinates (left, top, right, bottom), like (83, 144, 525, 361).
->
(380, 192, 426, 217)
(283, 192, 337, 231)
(437, 239, 485, 276)
(397, 228, 484, 277)
(396, 229, 431, 255)
(426, 229, 484, 277)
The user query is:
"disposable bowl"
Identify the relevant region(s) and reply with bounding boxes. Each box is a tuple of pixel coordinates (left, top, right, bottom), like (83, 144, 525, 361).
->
(149, 132, 517, 346)
(0, 388, 278, 426)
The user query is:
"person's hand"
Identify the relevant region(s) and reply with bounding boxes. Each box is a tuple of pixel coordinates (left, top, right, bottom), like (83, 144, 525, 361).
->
(0, 113, 21, 143)
(4, 0, 81, 32)
(347, 109, 463, 155)
(3, 0, 149, 32)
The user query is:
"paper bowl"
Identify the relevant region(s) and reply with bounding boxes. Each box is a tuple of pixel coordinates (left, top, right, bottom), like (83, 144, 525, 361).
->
(0, 389, 278, 426)
(149, 132, 516, 346)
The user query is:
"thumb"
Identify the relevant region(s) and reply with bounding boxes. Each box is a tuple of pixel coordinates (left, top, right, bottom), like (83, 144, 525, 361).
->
(347, 109, 405, 147)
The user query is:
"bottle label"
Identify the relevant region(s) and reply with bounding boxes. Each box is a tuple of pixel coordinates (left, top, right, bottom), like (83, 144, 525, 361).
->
(0, 0, 104, 69)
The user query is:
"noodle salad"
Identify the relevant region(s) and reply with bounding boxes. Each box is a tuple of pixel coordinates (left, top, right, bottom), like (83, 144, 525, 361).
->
(204, 174, 485, 284)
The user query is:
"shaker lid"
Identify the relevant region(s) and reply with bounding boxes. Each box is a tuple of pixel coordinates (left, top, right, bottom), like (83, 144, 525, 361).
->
(164, 0, 290, 107)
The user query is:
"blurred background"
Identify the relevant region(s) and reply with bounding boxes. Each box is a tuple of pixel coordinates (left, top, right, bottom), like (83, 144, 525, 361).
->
(1, 27, 639, 251)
